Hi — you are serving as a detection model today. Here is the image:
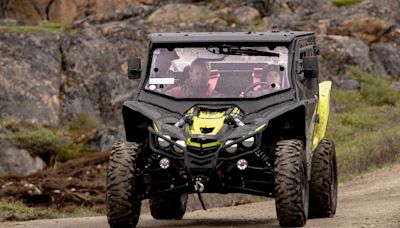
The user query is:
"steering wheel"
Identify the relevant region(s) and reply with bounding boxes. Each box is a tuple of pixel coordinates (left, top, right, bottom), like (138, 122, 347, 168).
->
(244, 82, 272, 97)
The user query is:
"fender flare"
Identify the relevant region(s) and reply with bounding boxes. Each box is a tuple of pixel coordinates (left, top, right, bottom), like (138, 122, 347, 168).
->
(312, 81, 332, 151)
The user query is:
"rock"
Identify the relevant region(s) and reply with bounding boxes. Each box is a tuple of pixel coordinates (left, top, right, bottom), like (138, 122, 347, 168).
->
(371, 43, 400, 79)
(0, 140, 46, 176)
(384, 28, 400, 45)
(47, 0, 79, 25)
(138, 0, 158, 5)
(0, 32, 62, 126)
(0, 0, 150, 26)
(335, 16, 392, 43)
(391, 81, 400, 92)
(321, 0, 399, 42)
(0, 125, 8, 134)
(0, 0, 49, 24)
(0, 18, 19, 26)
(249, 0, 274, 17)
(317, 35, 386, 80)
(233, 6, 261, 24)
(147, 4, 201, 27)
(337, 79, 360, 90)
(86, 128, 125, 152)
(60, 22, 141, 125)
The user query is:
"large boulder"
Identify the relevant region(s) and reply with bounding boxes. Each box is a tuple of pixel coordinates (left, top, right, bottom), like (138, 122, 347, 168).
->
(321, 0, 399, 43)
(60, 22, 143, 125)
(232, 6, 261, 25)
(0, 0, 50, 25)
(317, 35, 386, 79)
(0, 140, 46, 176)
(371, 43, 400, 79)
(86, 127, 125, 152)
(0, 32, 62, 126)
(147, 4, 201, 27)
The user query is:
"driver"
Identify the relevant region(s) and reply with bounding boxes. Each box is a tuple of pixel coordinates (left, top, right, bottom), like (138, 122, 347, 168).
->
(166, 59, 213, 98)
(246, 65, 283, 97)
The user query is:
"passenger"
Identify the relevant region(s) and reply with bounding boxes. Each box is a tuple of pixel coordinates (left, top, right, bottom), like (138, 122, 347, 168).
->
(265, 70, 282, 91)
(167, 59, 213, 98)
(154, 48, 179, 77)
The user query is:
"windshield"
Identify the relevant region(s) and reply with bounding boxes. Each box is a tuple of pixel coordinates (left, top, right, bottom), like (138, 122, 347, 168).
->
(145, 46, 290, 99)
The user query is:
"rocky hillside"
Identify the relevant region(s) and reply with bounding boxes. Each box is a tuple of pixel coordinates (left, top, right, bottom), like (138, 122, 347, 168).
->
(0, 0, 399, 175)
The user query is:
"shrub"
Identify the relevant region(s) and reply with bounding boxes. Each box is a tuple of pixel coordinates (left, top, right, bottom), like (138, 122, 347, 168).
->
(327, 68, 400, 176)
(350, 67, 400, 106)
(11, 129, 71, 164)
(0, 22, 71, 34)
(68, 113, 103, 133)
(332, 0, 363, 7)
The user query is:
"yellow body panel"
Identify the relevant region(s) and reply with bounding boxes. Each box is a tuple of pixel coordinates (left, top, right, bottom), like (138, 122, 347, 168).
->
(312, 81, 332, 151)
(187, 110, 227, 148)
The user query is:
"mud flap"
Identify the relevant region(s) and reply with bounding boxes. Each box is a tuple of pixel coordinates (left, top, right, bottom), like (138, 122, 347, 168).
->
(312, 81, 332, 151)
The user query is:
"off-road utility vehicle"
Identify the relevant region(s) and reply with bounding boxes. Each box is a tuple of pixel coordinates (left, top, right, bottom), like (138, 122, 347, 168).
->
(106, 32, 337, 227)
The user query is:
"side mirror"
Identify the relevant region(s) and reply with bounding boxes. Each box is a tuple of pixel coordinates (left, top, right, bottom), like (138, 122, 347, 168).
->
(128, 58, 141, 79)
(303, 56, 318, 79)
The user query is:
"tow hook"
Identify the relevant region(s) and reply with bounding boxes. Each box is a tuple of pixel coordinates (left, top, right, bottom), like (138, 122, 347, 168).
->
(194, 177, 207, 210)
(194, 178, 205, 192)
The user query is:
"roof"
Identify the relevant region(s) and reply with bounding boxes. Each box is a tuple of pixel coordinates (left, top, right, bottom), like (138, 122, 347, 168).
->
(149, 31, 314, 44)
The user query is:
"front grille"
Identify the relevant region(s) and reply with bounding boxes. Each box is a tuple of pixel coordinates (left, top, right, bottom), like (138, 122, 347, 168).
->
(186, 146, 219, 168)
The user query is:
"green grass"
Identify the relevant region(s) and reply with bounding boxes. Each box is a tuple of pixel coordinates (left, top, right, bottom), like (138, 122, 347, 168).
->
(327, 68, 400, 176)
(332, 0, 363, 7)
(0, 200, 59, 222)
(0, 22, 72, 34)
(0, 200, 103, 222)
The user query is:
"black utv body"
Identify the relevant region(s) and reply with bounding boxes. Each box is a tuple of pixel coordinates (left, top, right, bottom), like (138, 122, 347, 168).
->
(106, 32, 337, 227)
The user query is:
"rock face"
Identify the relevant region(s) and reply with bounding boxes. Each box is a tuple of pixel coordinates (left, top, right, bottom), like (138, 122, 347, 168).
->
(0, 0, 153, 25)
(318, 35, 386, 79)
(371, 43, 400, 79)
(0, 32, 62, 126)
(147, 4, 201, 27)
(60, 22, 143, 125)
(0, 140, 46, 176)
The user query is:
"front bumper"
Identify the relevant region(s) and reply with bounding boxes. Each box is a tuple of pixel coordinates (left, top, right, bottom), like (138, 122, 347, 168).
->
(143, 128, 275, 198)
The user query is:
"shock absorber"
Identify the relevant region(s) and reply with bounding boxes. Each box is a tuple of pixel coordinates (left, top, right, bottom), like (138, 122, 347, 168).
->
(145, 153, 160, 168)
(255, 150, 272, 169)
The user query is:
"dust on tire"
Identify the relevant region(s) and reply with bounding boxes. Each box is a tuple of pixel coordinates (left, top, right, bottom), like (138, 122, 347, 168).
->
(106, 142, 142, 228)
(274, 139, 309, 227)
(309, 139, 338, 218)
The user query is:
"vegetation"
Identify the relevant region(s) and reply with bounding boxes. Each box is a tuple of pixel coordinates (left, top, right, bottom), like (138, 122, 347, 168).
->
(0, 113, 103, 165)
(332, 0, 363, 7)
(68, 113, 103, 134)
(0, 22, 72, 34)
(0, 200, 59, 222)
(0, 200, 103, 222)
(327, 68, 400, 177)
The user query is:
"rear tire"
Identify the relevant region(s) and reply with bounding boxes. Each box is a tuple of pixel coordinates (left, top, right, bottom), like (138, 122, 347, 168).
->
(150, 192, 188, 220)
(309, 139, 338, 218)
(106, 142, 142, 228)
(274, 139, 308, 227)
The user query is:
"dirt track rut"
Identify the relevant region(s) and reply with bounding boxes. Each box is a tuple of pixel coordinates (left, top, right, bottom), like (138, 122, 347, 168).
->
(2, 164, 400, 228)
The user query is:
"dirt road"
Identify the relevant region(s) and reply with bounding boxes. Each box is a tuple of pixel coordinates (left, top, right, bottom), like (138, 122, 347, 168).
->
(2, 164, 400, 228)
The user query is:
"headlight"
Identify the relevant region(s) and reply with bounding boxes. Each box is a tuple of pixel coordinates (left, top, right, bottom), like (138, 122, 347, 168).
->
(225, 140, 238, 153)
(173, 140, 186, 153)
(242, 137, 255, 147)
(158, 135, 171, 147)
